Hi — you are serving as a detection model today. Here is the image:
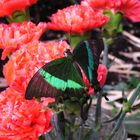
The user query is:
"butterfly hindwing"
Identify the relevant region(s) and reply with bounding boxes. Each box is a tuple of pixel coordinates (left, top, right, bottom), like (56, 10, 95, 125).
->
(25, 57, 86, 99)
(73, 41, 94, 83)
(89, 34, 104, 88)
(73, 39, 104, 89)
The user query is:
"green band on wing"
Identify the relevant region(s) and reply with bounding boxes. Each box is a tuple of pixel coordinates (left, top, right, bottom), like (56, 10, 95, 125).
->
(39, 68, 84, 91)
(85, 41, 94, 82)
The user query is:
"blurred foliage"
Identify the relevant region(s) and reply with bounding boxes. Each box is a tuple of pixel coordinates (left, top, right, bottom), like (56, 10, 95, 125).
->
(114, 77, 140, 91)
(124, 111, 140, 136)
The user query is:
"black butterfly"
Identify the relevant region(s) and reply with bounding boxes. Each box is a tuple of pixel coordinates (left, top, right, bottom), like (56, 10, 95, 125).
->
(25, 39, 104, 100)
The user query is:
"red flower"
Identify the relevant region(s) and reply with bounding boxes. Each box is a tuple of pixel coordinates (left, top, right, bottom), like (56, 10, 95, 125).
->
(82, 64, 107, 95)
(97, 64, 107, 86)
(0, 0, 37, 17)
(81, 0, 109, 9)
(3, 40, 71, 93)
(113, 0, 140, 22)
(46, 5, 109, 34)
(0, 87, 54, 140)
(0, 22, 47, 60)
(81, 0, 140, 22)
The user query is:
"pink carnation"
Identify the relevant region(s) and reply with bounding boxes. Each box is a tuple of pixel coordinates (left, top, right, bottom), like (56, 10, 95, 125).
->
(0, 87, 54, 140)
(81, 0, 140, 22)
(113, 0, 140, 22)
(0, 22, 47, 60)
(46, 5, 109, 34)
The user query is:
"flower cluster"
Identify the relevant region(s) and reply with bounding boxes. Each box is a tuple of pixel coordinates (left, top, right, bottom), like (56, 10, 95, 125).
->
(1, 40, 70, 139)
(0, 22, 47, 60)
(0, 87, 54, 140)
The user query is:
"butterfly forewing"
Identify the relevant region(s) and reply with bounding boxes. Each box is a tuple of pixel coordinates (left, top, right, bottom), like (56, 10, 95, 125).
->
(25, 57, 86, 99)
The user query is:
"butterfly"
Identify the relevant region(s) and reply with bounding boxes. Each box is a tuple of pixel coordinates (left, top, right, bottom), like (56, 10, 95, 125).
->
(25, 39, 104, 100)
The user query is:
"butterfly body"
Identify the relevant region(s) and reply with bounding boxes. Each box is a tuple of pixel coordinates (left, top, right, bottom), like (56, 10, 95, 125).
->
(25, 39, 104, 100)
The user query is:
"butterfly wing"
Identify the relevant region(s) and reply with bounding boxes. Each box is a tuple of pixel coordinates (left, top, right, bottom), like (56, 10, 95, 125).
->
(25, 57, 86, 100)
(73, 39, 104, 90)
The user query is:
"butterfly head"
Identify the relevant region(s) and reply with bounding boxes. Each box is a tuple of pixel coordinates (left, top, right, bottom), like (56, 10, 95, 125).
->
(64, 49, 73, 59)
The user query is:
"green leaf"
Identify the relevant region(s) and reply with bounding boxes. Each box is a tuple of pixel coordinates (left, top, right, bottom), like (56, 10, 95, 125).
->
(128, 77, 140, 89)
(6, 10, 29, 23)
(66, 32, 91, 48)
(103, 10, 123, 39)
(124, 111, 140, 136)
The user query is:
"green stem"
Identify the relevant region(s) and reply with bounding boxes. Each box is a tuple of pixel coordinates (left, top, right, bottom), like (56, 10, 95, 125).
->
(103, 38, 109, 67)
(95, 38, 109, 129)
(94, 90, 103, 139)
(94, 38, 109, 138)
(95, 91, 103, 129)
(107, 83, 140, 140)
(107, 112, 126, 140)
